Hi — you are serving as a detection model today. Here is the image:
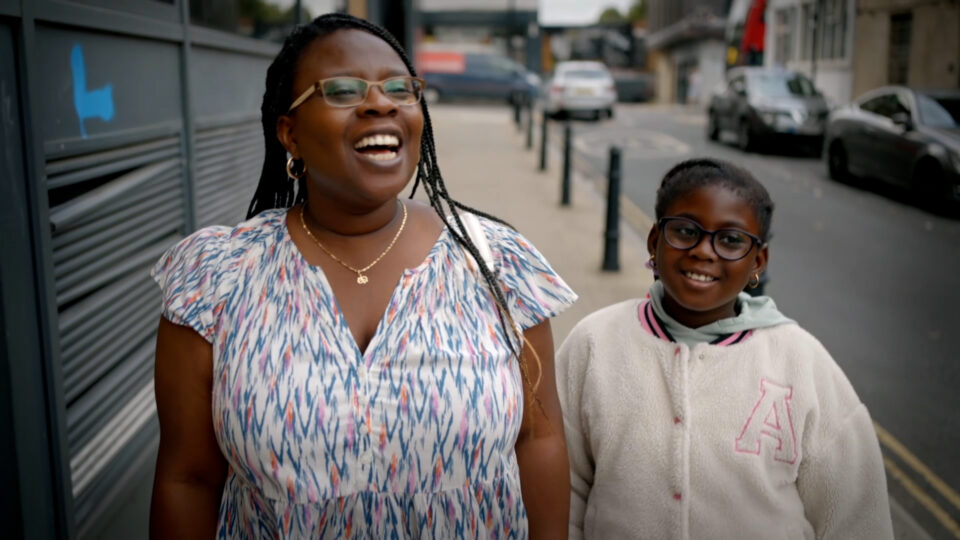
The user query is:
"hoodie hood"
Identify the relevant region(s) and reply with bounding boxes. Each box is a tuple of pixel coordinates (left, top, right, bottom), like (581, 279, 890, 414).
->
(648, 280, 795, 347)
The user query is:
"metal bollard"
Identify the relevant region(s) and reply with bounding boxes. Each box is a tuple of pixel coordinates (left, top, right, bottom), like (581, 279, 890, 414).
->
(525, 103, 534, 150)
(513, 98, 522, 131)
(602, 146, 622, 271)
(539, 112, 548, 171)
(561, 124, 572, 206)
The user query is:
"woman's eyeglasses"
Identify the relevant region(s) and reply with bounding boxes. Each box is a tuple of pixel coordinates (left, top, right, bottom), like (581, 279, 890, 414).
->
(658, 217, 763, 261)
(287, 76, 426, 112)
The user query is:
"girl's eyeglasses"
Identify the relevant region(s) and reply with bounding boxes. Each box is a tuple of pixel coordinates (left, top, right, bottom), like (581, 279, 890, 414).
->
(287, 76, 426, 112)
(658, 216, 763, 261)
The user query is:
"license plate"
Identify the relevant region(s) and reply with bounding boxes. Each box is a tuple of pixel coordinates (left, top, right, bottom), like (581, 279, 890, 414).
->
(576, 88, 594, 96)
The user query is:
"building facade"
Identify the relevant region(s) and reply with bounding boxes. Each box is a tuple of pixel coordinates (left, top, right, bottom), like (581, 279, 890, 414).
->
(0, 1, 411, 539)
(852, 0, 960, 97)
(646, 0, 731, 104)
(764, 0, 857, 105)
(764, 0, 958, 106)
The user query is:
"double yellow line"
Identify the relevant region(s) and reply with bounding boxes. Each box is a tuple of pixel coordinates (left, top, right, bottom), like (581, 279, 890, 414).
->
(875, 422, 960, 538)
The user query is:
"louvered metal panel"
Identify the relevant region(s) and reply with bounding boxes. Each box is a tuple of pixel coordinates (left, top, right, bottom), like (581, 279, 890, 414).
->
(46, 133, 186, 538)
(46, 137, 180, 190)
(51, 176, 181, 249)
(195, 119, 263, 227)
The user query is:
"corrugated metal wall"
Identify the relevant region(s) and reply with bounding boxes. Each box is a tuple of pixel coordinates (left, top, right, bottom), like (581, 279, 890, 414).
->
(6, 3, 275, 537)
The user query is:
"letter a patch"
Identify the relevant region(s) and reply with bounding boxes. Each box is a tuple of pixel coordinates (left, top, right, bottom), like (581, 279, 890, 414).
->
(735, 379, 798, 464)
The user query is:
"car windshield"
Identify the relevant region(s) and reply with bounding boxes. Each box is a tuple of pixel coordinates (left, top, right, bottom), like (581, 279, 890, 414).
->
(917, 94, 960, 127)
(563, 69, 608, 79)
(749, 73, 818, 98)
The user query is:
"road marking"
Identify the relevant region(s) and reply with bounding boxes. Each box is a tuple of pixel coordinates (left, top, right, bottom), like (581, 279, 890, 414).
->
(572, 129, 691, 160)
(875, 422, 960, 512)
(882, 455, 960, 539)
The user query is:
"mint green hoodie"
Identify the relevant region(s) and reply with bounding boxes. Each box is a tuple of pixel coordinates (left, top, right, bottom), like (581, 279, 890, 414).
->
(648, 280, 794, 347)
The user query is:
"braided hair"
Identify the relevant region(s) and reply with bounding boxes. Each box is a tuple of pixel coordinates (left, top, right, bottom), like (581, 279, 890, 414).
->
(247, 13, 542, 394)
(655, 158, 774, 242)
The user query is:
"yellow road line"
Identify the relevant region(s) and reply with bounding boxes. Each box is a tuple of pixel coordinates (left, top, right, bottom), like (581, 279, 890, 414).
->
(883, 456, 960, 539)
(875, 422, 960, 511)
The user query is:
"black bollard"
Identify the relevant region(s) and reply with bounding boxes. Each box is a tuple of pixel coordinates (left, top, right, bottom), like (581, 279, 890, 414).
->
(539, 112, 548, 171)
(561, 124, 572, 206)
(602, 146, 622, 271)
(513, 98, 522, 131)
(525, 103, 534, 150)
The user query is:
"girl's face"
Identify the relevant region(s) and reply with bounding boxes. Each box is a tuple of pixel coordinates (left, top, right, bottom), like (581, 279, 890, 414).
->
(277, 29, 424, 209)
(647, 184, 769, 328)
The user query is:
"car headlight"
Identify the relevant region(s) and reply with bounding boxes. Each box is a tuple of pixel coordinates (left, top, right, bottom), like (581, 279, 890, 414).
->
(757, 109, 791, 126)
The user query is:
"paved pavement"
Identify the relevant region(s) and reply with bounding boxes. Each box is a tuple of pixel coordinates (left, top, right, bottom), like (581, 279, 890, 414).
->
(425, 104, 654, 343)
(425, 103, 933, 540)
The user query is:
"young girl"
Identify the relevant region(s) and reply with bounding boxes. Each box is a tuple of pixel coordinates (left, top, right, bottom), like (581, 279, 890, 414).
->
(556, 158, 893, 539)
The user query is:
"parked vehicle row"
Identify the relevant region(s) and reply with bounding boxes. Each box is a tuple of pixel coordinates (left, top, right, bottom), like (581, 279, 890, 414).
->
(707, 66, 960, 207)
(416, 52, 625, 122)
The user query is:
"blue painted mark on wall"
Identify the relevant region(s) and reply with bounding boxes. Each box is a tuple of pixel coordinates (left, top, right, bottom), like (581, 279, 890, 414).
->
(71, 44, 114, 138)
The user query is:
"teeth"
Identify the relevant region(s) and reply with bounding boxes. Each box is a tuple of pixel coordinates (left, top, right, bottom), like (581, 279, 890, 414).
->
(684, 272, 716, 282)
(355, 134, 400, 149)
(364, 151, 398, 161)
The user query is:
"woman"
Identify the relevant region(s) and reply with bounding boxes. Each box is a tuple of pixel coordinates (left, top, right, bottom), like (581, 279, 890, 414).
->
(149, 13, 576, 539)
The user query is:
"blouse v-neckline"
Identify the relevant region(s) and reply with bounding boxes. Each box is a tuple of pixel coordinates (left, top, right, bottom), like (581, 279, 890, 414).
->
(282, 215, 452, 359)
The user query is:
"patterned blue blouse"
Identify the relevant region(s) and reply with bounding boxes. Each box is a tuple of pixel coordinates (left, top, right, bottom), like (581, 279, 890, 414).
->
(151, 209, 577, 539)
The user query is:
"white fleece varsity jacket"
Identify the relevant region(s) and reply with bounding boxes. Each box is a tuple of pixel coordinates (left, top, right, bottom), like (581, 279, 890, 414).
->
(556, 299, 894, 540)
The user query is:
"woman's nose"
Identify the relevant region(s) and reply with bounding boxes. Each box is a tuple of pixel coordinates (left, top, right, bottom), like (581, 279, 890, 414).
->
(357, 84, 398, 116)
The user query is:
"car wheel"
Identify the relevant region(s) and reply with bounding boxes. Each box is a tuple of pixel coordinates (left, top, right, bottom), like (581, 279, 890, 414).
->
(913, 157, 951, 204)
(827, 141, 849, 182)
(423, 87, 440, 104)
(737, 120, 753, 152)
(706, 112, 719, 141)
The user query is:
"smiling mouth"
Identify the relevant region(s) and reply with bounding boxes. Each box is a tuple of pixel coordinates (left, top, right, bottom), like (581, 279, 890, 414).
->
(354, 134, 401, 162)
(683, 271, 717, 283)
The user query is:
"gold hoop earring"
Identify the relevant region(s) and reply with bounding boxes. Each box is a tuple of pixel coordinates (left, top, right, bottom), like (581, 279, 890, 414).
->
(749, 272, 761, 289)
(286, 157, 305, 180)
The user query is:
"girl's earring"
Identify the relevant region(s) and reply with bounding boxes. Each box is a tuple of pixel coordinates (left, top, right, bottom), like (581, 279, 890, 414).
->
(286, 157, 306, 180)
(749, 272, 761, 289)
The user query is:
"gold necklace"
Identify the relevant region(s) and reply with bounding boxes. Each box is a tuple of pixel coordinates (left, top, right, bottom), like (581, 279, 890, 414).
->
(299, 201, 408, 285)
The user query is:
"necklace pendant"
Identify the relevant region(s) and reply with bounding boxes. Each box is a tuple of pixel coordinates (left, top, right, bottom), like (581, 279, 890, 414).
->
(356, 274, 369, 285)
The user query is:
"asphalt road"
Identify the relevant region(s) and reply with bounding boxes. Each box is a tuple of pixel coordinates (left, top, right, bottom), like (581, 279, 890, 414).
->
(557, 103, 960, 539)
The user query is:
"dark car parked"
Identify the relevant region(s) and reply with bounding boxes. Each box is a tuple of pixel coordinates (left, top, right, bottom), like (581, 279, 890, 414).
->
(416, 50, 540, 105)
(707, 67, 829, 152)
(825, 86, 960, 204)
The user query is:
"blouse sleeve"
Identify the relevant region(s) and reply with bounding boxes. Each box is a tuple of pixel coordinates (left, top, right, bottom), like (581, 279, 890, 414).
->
(483, 219, 578, 330)
(150, 226, 232, 342)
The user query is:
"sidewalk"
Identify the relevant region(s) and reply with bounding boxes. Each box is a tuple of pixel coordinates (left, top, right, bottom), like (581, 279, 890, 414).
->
(426, 104, 653, 342)
(425, 103, 931, 540)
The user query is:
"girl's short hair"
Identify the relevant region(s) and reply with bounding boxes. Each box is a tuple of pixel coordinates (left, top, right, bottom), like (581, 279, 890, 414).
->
(654, 158, 774, 242)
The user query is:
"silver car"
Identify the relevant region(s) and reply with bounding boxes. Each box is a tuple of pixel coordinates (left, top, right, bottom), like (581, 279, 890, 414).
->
(707, 67, 829, 153)
(544, 61, 617, 120)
